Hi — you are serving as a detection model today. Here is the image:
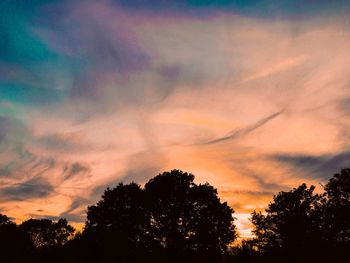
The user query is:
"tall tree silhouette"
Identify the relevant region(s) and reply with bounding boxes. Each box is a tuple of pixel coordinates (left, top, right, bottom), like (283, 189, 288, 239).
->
(323, 168, 350, 243)
(83, 170, 236, 262)
(251, 184, 321, 259)
(314, 167, 350, 260)
(145, 170, 236, 260)
(84, 182, 153, 261)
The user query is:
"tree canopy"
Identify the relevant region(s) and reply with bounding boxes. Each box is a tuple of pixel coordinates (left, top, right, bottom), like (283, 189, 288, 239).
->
(1, 168, 350, 263)
(251, 184, 321, 257)
(83, 170, 236, 261)
(323, 168, 350, 243)
(250, 169, 350, 262)
(19, 218, 75, 248)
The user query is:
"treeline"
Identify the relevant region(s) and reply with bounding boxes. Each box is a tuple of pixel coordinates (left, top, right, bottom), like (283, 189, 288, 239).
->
(0, 169, 349, 262)
(234, 167, 350, 262)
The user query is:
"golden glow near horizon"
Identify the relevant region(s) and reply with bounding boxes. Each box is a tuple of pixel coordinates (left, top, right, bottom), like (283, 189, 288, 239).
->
(1, 1, 350, 239)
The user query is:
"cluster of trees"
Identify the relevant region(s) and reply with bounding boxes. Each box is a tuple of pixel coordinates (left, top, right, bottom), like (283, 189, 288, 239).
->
(0, 170, 235, 262)
(80, 170, 236, 262)
(235, 168, 350, 262)
(0, 169, 350, 262)
(0, 216, 74, 262)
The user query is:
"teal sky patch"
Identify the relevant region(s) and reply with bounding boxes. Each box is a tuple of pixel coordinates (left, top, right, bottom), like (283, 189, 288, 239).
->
(0, 81, 66, 107)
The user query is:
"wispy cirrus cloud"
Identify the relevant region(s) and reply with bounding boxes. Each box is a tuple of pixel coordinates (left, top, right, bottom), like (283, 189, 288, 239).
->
(202, 111, 282, 145)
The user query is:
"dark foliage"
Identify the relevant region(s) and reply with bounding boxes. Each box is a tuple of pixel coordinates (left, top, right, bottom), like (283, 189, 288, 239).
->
(323, 168, 350, 243)
(0, 214, 33, 262)
(82, 182, 154, 262)
(19, 218, 75, 248)
(250, 184, 323, 262)
(249, 168, 350, 262)
(81, 170, 236, 262)
(1, 168, 350, 263)
(144, 170, 236, 261)
(0, 215, 74, 262)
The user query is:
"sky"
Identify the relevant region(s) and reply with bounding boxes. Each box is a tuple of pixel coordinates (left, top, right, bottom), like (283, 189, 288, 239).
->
(1, 0, 350, 238)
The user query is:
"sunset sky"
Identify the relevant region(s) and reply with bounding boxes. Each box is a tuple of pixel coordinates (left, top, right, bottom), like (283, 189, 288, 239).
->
(1, 0, 350, 238)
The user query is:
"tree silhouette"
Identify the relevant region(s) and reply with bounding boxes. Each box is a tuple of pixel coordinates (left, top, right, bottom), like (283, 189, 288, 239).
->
(145, 170, 236, 260)
(249, 169, 350, 262)
(250, 184, 321, 259)
(323, 168, 350, 243)
(0, 214, 19, 261)
(312, 167, 350, 260)
(19, 218, 75, 248)
(83, 170, 236, 262)
(0, 213, 14, 227)
(0, 214, 33, 262)
(83, 182, 153, 261)
(4, 167, 350, 262)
